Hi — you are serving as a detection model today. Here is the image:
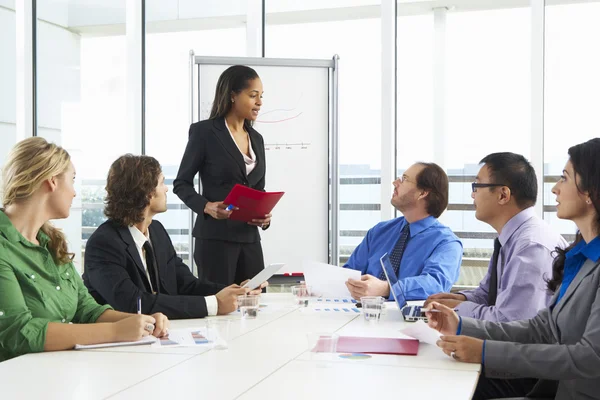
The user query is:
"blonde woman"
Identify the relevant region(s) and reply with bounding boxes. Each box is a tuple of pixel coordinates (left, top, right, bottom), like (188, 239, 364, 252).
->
(0, 137, 169, 362)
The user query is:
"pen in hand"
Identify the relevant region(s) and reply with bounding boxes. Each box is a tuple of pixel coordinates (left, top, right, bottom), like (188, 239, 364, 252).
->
(225, 204, 234, 211)
(137, 297, 142, 314)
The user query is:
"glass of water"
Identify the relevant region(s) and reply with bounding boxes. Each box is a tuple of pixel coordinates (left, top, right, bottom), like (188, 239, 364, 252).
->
(360, 296, 385, 322)
(291, 284, 312, 307)
(237, 295, 260, 319)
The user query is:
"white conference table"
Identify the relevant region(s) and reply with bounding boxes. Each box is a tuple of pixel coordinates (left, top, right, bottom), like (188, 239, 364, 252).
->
(0, 294, 480, 400)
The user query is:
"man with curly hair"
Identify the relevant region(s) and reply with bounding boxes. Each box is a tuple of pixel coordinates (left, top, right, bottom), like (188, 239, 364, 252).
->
(83, 155, 264, 318)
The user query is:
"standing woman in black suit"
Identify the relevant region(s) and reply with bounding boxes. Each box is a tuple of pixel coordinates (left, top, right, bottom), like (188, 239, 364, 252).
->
(173, 65, 271, 286)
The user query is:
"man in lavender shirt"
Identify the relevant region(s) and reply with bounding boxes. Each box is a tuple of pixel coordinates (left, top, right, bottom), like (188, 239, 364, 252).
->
(425, 152, 567, 322)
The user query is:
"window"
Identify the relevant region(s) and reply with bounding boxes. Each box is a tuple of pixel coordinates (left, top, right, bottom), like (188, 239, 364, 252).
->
(444, 7, 531, 257)
(0, 4, 16, 164)
(544, 2, 600, 238)
(36, 1, 130, 272)
(266, 12, 381, 265)
(145, 8, 246, 265)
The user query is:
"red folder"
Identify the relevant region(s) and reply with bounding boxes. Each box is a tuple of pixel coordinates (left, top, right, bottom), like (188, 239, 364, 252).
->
(313, 336, 419, 356)
(223, 184, 285, 222)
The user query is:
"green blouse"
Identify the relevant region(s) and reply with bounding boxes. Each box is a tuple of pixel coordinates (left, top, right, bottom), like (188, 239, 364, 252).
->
(0, 211, 112, 362)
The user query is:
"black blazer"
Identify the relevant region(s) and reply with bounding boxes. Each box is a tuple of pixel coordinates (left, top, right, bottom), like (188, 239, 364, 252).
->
(173, 117, 266, 243)
(82, 219, 226, 319)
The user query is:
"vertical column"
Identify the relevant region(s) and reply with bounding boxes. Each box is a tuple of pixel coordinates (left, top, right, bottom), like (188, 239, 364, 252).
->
(331, 55, 340, 265)
(246, 0, 264, 57)
(531, 0, 545, 218)
(16, 0, 35, 139)
(381, 0, 397, 221)
(126, 0, 144, 154)
(433, 7, 447, 169)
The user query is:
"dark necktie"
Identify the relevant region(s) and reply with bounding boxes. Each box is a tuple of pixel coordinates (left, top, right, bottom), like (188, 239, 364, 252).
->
(143, 241, 160, 294)
(488, 238, 501, 306)
(379, 223, 410, 280)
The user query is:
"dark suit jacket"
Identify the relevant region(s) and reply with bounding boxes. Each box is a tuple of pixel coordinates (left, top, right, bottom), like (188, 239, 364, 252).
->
(83, 219, 226, 319)
(173, 117, 266, 243)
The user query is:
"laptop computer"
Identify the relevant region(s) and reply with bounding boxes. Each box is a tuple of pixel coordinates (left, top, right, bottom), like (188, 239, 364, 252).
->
(380, 253, 428, 322)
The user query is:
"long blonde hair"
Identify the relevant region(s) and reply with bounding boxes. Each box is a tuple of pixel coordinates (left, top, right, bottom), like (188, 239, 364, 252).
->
(1, 137, 74, 264)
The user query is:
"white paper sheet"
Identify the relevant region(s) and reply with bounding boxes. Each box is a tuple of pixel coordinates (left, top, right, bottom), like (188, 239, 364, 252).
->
(400, 320, 442, 346)
(302, 261, 361, 298)
(74, 335, 157, 350)
(152, 327, 218, 348)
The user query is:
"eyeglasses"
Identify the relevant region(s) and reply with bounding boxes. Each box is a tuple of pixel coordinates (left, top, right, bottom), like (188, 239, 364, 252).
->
(471, 183, 506, 193)
(398, 175, 416, 184)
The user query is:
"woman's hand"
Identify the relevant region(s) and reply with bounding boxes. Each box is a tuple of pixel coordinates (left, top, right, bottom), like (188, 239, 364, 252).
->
(112, 314, 156, 342)
(424, 301, 460, 336)
(248, 213, 272, 228)
(436, 336, 484, 363)
(204, 201, 234, 220)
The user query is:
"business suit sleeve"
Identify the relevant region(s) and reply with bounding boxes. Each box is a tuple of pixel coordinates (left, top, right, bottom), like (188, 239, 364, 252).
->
(173, 124, 209, 215)
(85, 233, 210, 319)
(160, 224, 227, 295)
(460, 307, 555, 344)
(255, 133, 266, 192)
(401, 239, 463, 299)
(460, 299, 600, 380)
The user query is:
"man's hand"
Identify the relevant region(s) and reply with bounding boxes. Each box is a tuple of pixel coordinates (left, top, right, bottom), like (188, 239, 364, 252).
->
(345, 274, 389, 300)
(215, 284, 250, 315)
(436, 335, 484, 364)
(240, 279, 269, 295)
(424, 292, 467, 308)
(150, 313, 170, 338)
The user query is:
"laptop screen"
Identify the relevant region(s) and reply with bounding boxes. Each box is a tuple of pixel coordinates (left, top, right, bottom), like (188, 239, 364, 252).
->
(379, 253, 408, 309)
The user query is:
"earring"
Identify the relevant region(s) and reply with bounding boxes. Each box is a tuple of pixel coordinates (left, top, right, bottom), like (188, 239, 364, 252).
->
(231, 99, 235, 103)
(587, 200, 592, 204)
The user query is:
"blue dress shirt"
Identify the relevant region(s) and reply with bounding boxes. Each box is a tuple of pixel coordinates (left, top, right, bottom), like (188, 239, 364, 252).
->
(556, 236, 600, 305)
(343, 216, 462, 300)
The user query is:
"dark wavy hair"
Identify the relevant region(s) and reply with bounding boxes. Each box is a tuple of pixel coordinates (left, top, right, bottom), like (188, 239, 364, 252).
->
(416, 162, 449, 218)
(209, 65, 259, 131)
(104, 154, 162, 226)
(547, 138, 600, 292)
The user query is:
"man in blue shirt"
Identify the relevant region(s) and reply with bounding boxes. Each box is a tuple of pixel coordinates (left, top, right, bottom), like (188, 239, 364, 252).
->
(344, 162, 462, 301)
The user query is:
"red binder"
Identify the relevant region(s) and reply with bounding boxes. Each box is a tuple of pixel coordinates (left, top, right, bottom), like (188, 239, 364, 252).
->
(223, 184, 285, 222)
(313, 336, 419, 356)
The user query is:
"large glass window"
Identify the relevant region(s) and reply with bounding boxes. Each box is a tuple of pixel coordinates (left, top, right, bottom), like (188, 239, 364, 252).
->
(445, 7, 531, 248)
(145, 7, 246, 265)
(406, 6, 531, 288)
(0, 4, 16, 164)
(36, 1, 130, 272)
(544, 2, 600, 239)
(266, 12, 381, 265)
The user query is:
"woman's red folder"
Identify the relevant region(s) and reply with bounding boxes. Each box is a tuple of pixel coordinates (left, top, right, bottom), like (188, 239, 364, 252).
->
(313, 336, 419, 356)
(223, 184, 285, 222)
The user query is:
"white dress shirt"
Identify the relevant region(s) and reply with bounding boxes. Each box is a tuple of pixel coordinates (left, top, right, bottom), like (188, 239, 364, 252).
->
(225, 120, 256, 175)
(128, 225, 218, 316)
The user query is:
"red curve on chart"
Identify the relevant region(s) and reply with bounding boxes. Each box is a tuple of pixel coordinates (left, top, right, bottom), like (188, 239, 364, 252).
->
(256, 112, 303, 124)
